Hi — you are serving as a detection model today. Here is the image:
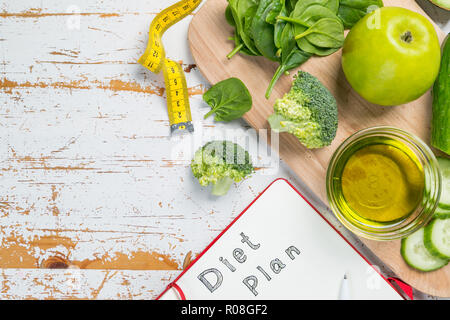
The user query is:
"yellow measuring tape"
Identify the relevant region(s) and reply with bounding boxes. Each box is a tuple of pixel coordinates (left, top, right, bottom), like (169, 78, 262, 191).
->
(138, 0, 201, 134)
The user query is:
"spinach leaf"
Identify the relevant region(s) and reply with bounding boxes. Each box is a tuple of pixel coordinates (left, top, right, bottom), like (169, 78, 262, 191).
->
(265, 22, 311, 98)
(286, 0, 298, 12)
(324, 0, 339, 14)
(227, 0, 260, 57)
(225, 5, 236, 27)
(266, 0, 283, 24)
(250, 0, 279, 61)
(280, 23, 296, 61)
(281, 4, 341, 30)
(297, 4, 340, 24)
(203, 78, 252, 122)
(292, 0, 339, 16)
(227, 8, 260, 57)
(243, 4, 258, 37)
(273, 0, 288, 50)
(337, 0, 383, 29)
(228, 33, 258, 59)
(297, 37, 340, 56)
(294, 18, 344, 48)
(265, 46, 311, 98)
(283, 3, 344, 54)
(227, 3, 260, 58)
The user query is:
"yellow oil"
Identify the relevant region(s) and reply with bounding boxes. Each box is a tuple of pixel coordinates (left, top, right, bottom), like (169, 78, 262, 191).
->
(337, 139, 425, 224)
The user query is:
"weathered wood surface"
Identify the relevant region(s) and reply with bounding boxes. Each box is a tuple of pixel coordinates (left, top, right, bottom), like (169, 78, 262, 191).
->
(0, 0, 448, 299)
(0, 0, 308, 299)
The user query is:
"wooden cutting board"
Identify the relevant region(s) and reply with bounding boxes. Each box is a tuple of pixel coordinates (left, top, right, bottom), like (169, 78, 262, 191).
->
(188, 0, 449, 297)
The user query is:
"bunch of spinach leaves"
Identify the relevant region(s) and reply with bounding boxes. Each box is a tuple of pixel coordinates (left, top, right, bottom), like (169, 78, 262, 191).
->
(225, 0, 383, 98)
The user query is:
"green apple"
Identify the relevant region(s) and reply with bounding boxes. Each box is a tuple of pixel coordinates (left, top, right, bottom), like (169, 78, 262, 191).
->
(342, 7, 441, 106)
(429, 0, 450, 10)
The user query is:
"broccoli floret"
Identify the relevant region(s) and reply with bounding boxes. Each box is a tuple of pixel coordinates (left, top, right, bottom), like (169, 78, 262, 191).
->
(268, 71, 338, 148)
(191, 141, 254, 196)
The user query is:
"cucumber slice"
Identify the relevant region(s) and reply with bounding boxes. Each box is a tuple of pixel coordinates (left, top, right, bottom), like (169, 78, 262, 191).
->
(429, 0, 450, 11)
(437, 157, 450, 209)
(424, 218, 450, 259)
(401, 228, 448, 272)
(435, 206, 450, 219)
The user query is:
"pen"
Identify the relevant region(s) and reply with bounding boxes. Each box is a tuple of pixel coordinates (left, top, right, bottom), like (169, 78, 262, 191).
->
(339, 273, 351, 300)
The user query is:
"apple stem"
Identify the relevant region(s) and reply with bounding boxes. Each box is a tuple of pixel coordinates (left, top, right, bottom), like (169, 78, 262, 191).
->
(401, 31, 413, 43)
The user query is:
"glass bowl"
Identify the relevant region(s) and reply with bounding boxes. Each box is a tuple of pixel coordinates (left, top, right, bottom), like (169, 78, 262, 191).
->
(326, 126, 441, 241)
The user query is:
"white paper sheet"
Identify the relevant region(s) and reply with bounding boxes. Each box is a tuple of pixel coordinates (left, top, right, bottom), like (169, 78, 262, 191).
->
(159, 179, 403, 300)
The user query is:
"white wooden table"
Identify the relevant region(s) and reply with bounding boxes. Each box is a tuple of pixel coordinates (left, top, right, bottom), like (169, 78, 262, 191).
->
(0, 0, 448, 299)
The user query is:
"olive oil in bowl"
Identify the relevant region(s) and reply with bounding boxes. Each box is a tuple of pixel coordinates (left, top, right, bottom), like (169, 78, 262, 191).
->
(327, 127, 441, 240)
(341, 141, 424, 223)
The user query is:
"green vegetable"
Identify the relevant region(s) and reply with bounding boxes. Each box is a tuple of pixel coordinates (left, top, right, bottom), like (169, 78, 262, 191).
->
(435, 206, 450, 219)
(268, 71, 338, 148)
(267, 1, 342, 98)
(286, 0, 298, 12)
(266, 0, 283, 24)
(297, 37, 340, 56)
(288, 2, 344, 51)
(265, 23, 312, 98)
(225, 5, 236, 27)
(437, 157, 450, 210)
(337, 0, 383, 29)
(271, 0, 287, 50)
(435, 158, 450, 220)
(401, 156, 450, 271)
(227, 0, 260, 58)
(266, 45, 311, 98)
(203, 78, 252, 122)
(431, 36, 450, 155)
(292, 0, 339, 15)
(225, 0, 383, 98)
(191, 141, 254, 196)
(429, 0, 450, 10)
(280, 22, 296, 58)
(250, 0, 279, 61)
(424, 218, 450, 260)
(401, 228, 448, 272)
(282, 4, 340, 27)
(294, 17, 344, 49)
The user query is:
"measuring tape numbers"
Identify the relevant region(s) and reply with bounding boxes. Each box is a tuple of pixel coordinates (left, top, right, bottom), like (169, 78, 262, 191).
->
(138, 0, 202, 134)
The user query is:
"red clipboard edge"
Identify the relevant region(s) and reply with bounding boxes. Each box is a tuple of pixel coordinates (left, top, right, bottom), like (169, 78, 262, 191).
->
(156, 178, 411, 300)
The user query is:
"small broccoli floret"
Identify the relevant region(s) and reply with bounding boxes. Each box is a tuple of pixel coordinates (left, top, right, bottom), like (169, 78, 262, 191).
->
(268, 71, 338, 148)
(191, 141, 254, 196)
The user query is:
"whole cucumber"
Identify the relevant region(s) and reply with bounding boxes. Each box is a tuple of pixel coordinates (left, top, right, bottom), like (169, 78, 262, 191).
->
(431, 35, 450, 155)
